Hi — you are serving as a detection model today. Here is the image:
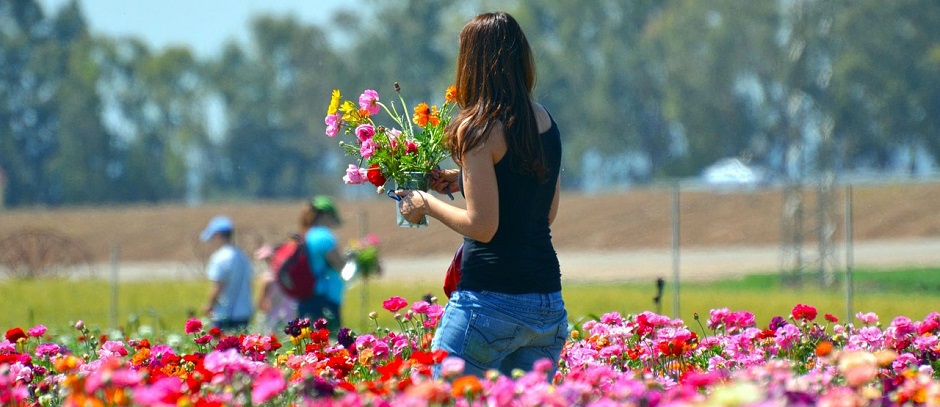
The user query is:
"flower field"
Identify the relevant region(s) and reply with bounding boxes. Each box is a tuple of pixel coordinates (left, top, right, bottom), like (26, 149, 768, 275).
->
(3, 297, 940, 406)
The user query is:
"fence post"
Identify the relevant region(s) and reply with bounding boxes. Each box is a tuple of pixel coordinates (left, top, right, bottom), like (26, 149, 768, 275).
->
(110, 245, 120, 330)
(671, 183, 681, 318)
(844, 185, 854, 321)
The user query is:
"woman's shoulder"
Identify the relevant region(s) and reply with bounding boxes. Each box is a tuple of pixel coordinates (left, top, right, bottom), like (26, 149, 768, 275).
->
(531, 102, 552, 134)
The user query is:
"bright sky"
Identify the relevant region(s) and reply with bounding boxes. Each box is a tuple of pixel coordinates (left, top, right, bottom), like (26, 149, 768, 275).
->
(36, 0, 349, 57)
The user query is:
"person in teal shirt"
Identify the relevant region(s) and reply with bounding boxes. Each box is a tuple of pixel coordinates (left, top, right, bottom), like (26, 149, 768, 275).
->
(300, 195, 346, 331)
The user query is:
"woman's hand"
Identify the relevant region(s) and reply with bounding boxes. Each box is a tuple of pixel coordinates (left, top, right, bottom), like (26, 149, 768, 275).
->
(430, 168, 460, 195)
(396, 190, 430, 224)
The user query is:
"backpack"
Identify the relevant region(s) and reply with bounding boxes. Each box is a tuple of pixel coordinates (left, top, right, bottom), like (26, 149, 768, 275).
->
(270, 237, 316, 300)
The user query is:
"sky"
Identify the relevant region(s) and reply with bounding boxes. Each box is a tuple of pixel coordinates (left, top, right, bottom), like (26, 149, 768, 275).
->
(36, 0, 350, 57)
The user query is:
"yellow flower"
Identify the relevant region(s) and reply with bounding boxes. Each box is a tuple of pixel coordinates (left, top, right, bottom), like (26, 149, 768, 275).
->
(340, 101, 360, 122)
(328, 89, 341, 115)
(358, 347, 375, 365)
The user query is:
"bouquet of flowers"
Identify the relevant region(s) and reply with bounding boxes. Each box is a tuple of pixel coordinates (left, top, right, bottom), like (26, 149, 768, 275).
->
(341, 234, 382, 282)
(325, 83, 457, 193)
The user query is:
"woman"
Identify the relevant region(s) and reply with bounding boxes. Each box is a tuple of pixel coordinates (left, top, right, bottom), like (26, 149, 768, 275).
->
(397, 12, 567, 379)
(299, 195, 347, 332)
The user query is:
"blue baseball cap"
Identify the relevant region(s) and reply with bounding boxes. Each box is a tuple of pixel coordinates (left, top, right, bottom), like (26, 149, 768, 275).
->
(200, 215, 233, 241)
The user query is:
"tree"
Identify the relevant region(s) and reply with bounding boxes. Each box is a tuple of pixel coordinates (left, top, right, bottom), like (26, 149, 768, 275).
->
(208, 15, 345, 199)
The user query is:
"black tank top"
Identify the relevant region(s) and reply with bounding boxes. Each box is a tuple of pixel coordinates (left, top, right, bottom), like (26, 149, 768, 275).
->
(457, 114, 562, 294)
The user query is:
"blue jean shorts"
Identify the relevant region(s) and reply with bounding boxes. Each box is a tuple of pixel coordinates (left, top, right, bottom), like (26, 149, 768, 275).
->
(432, 290, 568, 378)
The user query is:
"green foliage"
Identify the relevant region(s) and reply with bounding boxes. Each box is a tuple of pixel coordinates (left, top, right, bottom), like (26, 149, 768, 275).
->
(3, 266, 940, 337)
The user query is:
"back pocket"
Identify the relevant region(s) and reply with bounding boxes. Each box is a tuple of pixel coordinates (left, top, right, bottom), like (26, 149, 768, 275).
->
(462, 311, 520, 368)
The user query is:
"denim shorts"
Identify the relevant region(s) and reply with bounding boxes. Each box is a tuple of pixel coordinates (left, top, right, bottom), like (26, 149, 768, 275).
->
(432, 290, 568, 378)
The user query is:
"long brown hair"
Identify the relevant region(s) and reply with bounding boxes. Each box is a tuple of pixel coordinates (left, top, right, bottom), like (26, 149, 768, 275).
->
(446, 12, 546, 181)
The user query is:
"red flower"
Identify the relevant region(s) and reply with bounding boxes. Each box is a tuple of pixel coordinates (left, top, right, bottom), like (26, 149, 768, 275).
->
(5, 327, 27, 343)
(918, 319, 939, 335)
(377, 357, 405, 380)
(194, 335, 212, 345)
(657, 338, 691, 357)
(185, 318, 203, 334)
(366, 164, 386, 187)
(824, 313, 839, 323)
(382, 296, 409, 313)
(791, 304, 818, 321)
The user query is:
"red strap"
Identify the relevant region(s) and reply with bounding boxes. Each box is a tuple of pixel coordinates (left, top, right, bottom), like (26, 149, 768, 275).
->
(443, 244, 463, 298)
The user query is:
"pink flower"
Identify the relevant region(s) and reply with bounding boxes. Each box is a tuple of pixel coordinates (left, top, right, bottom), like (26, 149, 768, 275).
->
(382, 296, 408, 313)
(355, 123, 376, 142)
(425, 304, 444, 319)
(185, 318, 203, 334)
(411, 301, 430, 314)
(343, 164, 367, 184)
(133, 376, 183, 406)
(362, 234, 380, 246)
(708, 308, 730, 330)
(441, 356, 465, 377)
(97, 341, 128, 358)
(600, 312, 623, 325)
(251, 366, 286, 405)
(27, 325, 46, 338)
(360, 138, 377, 158)
(838, 350, 878, 387)
(856, 312, 879, 325)
(325, 112, 343, 137)
(34, 343, 62, 358)
(358, 89, 380, 116)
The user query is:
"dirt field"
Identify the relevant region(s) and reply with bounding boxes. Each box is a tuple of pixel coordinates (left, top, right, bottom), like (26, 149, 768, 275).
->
(2, 182, 940, 282)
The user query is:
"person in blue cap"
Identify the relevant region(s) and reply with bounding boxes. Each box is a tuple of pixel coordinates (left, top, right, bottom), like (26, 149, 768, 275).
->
(200, 215, 254, 332)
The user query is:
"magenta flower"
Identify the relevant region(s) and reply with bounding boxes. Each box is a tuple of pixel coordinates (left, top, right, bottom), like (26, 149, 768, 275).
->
(411, 301, 429, 314)
(34, 343, 62, 358)
(252, 366, 287, 405)
(355, 123, 376, 142)
(382, 296, 408, 313)
(185, 318, 203, 334)
(26, 325, 46, 338)
(360, 138, 377, 158)
(132, 376, 182, 406)
(425, 304, 444, 319)
(358, 89, 381, 116)
(325, 112, 343, 137)
(343, 164, 367, 185)
(600, 312, 623, 325)
(405, 140, 418, 154)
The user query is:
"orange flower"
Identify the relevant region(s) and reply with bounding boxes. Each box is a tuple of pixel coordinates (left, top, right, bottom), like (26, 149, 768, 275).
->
(131, 348, 151, 366)
(451, 375, 483, 398)
(445, 85, 457, 103)
(413, 103, 440, 127)
(815, 340, 833, 357)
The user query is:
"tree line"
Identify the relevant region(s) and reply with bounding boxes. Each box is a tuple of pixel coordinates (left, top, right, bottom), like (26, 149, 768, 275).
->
(1, 0, 938, 207)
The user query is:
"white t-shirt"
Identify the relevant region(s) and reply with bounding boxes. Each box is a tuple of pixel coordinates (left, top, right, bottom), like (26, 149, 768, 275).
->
(207, 244, 254, 321)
